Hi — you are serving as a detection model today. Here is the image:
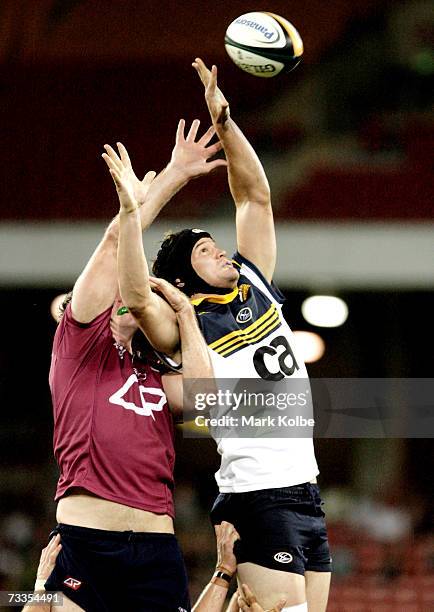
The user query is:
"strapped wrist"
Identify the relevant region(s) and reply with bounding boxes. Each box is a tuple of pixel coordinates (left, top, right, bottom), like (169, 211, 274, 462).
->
(34, 579, 46, 592)
(211, 567, 233, 587)
(215, 564, 234, 577)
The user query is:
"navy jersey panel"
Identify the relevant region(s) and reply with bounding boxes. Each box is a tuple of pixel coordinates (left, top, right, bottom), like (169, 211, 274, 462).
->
(232, 251, 285, 304)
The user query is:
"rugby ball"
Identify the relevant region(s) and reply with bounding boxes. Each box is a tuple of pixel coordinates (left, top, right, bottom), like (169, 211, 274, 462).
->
(225, 12, 303, 78)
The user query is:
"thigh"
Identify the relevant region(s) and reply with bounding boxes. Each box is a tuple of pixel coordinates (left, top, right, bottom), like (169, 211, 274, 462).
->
(305, 570, 331, 612)
(237, 562, 306, 609)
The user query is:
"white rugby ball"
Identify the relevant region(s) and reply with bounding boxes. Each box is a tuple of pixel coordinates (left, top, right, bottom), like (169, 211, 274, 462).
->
(225, 12, 303, 78)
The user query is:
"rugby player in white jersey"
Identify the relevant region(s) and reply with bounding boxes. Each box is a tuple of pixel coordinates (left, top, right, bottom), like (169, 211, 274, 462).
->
(111, 58, 331, 612)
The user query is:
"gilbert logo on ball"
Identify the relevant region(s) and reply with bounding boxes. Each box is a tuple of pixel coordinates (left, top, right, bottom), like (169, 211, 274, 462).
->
(225, 12, 303, 77)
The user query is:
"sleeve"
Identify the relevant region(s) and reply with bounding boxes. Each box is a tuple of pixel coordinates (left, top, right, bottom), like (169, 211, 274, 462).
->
(232, 251, 285, 305)
(53, 303, 112, 358)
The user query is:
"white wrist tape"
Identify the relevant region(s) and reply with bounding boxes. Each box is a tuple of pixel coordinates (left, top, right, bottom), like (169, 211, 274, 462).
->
(282, 603, 308, 612)
(34, 579, 46, 592)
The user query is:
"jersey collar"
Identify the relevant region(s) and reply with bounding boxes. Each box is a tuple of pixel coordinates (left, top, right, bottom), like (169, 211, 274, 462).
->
(190, 283, 251, 306)
(190, 287, 239, 306)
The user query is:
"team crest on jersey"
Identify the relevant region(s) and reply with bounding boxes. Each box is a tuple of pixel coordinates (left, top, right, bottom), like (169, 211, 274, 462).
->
(236, 307, 253, 323)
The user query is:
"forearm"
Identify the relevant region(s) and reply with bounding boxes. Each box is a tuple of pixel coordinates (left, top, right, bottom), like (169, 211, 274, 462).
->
(118, 208, 153, 309)
(192, 582, 228, 612)
(214, 117, 270, 207)
(177, 308, 213, 379)
(139, 164, 188, 228)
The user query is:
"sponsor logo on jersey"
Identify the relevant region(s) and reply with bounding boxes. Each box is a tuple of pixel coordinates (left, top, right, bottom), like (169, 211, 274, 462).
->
(209, 304, 281, 357)
(236, 307, 253, 323)
(274, 552, 293, 564)
(63, 577, 82, 590)
(108, 374, 166, 420)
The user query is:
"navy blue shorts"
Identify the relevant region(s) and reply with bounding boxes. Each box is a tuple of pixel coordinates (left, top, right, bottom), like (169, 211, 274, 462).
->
(210, 482, 332, 576)
(44, 524, 190, 612)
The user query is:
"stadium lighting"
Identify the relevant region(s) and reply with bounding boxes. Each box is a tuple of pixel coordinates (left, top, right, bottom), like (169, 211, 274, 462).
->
(293, 331, 325, 363)
(301, 295, 348, 328)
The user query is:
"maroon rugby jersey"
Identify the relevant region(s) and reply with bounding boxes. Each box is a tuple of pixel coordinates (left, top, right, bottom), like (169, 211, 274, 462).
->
(49, 304, 175, 517)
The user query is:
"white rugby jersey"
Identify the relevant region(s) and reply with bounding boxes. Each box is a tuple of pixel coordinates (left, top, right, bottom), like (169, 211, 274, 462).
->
(192, 252, 319, 492)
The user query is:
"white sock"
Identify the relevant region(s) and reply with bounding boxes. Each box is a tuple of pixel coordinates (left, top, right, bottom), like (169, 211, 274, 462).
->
(282, 603, 308, 612)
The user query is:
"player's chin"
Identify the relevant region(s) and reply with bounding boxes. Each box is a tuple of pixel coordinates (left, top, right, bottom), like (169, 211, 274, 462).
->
(223, 267, 239, 283)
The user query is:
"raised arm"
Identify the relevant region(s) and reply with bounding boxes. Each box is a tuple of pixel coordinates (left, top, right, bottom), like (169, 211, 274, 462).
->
(72, 120, 226, 325)
(108, 120, 226, 355)
(193, 522, 239, 612)
(193, 58, 276, 282)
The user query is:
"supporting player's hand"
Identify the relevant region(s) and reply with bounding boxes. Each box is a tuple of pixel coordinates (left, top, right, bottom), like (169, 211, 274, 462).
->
(192, 58, 230, 126)
(215, 521, 240, 575)
(149, 275, 193, 316)
(168, 119, 227, 180)
(36, 533, 62, 585)
(103, 142, 156, 210)
(238, 583, 286, 612)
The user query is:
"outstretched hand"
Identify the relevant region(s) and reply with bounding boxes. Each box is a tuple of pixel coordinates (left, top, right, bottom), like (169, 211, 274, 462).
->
(169, 119, 227, 180)
(192, 58, 230, 126)
(103, 142, 156, 211)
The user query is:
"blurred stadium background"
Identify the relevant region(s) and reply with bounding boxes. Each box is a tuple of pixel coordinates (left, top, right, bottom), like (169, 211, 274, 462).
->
(0, 1, 433, 610)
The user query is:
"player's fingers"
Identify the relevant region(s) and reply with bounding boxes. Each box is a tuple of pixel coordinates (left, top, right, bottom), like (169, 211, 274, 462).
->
(48, 534, 61, 549)
(148, 276, 171, 294)
(39, 546, 48, 564)
(103, 144, 123, 170)
(48, 543, 62, 564)
(274, 598, 287, 611)
(205, 141, 223, 157)
(117, 142, 132, 169)
(109, 168, 123, 191)
(148, 275, 164, 287)
(208, 64, 218, 91)
(198, 124, 216, 146)
(102, 153, 121, 173)
(241, 584, 257, 603)
(176, 118, 186, 143)
(142, 170, 156, 186)
(186, 119, 200, 142)
(192, 57, 208, 85)
(205, 159, 227, 173)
